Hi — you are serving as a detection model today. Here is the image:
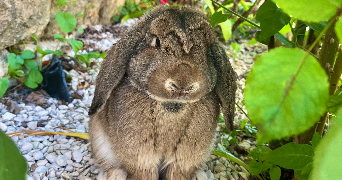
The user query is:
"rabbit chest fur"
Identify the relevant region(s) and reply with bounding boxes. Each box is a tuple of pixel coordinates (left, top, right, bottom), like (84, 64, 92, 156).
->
(89, 6, 237, 180)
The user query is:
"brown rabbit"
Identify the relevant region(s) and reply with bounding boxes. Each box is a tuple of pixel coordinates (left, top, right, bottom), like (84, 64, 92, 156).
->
(89, 6, 237, 180)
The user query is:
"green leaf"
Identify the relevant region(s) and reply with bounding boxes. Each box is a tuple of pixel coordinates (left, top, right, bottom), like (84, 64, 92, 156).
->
(24, 60, 38, 70)
(221, 19, 232, 42)
(272, 0, 342, 22)
(249, 160, 272, 175)
(231, 42, 241, 53)
(7, 53, 21, 69)
(256, 1, 290, 41)
(311, 132, 321, 150)
(36, 46, 46, 55)
(31, 34, 39, 44)
(78, 27, 84, 33)
(336, 16, 342, 43)
(326, 88, 342, 114)
(279, 24, 291, 35)
(270, 166, 281, 180)
(210, 11, 230, 27)
(15, 55, 24, 65)
(24, 69, 43, 89)
(312, 109, 342, 180)
(55, 12, 77, 33)
(113, 15, 120, 22)
(204, 0, 215, 14)
(294, 169, 310, 180)
(21, 50, 35, 60)
(248, 146, 272, 161)
(0, 78, 9, 98)
(0, 130, 27, 180)
(99, 51, 107, 59)
(212, 149, 249, 171)
(57, 0, 68, 8)
(15, 70, 25, 77)
(44, 50, 63, 57)
(76, 13, 84, 17)
(266, 142, 314, 170)
(301, 162, 312, 175)
(247, 38, 259, 45)
(66, 39, 83, 54)
(54, 34, 66, 41)
(244, 48, 328, 143)
(120, 7, 128, 15)
(306, 22, 327, 33)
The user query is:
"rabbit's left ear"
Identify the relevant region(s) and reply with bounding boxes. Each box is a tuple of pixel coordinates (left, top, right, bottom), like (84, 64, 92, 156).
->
(210, 43, 237, 131)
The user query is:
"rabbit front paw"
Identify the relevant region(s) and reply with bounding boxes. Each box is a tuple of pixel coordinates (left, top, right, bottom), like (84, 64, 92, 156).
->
(97, 168, 128, 180)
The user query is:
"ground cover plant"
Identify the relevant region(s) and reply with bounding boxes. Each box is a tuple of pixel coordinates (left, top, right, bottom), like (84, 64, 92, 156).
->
(1, 0, 342, 179)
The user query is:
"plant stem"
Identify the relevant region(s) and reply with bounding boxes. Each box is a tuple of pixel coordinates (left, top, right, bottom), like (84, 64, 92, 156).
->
(236, 102, 251, 121)
(212, 0, 261, 29)
(232, 0, 261, 32)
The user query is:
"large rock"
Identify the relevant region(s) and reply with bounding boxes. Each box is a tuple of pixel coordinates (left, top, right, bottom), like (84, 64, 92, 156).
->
(0, 0, 126, 48)
(0, 0, 51, 50)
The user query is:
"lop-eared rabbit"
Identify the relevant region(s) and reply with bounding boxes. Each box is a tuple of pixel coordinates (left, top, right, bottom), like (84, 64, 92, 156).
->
(89, 6, 237, 180)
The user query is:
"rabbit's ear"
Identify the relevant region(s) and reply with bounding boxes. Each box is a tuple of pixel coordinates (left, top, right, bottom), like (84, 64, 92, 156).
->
(88, 28, 146, 116)
(210, 43, 237, 131)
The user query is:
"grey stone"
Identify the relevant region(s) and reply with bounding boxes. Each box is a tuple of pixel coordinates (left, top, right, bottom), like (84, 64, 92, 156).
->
(72, 150, 83, 162)
(33, 151, 44, 160)
(56, 155, 68, 167)
(0, 122, 7, 131)
(27, 121, 37, 129)
(34, 166, 48, 174)
(46, 154, 57, 163)
(37, 160, 48, 166)
(65, 165, 74, 172)
(2, 112, 15, 120)
(21, 142, 34, 151)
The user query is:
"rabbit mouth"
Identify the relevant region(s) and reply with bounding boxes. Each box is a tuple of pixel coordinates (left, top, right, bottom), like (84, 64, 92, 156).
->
(162, 102, 185, 113)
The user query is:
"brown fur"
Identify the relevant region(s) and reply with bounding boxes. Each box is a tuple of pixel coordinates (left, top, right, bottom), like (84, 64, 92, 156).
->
(89, 6, 237, 180)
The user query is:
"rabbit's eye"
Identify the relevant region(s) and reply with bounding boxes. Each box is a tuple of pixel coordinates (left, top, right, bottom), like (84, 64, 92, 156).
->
(165, 79, 179, 91)
(186, 83, 199, 92)
(151, 36, 161, 48)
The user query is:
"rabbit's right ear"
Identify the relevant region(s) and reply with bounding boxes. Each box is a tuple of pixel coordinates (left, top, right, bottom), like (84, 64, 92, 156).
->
(88, 28, 146, 116)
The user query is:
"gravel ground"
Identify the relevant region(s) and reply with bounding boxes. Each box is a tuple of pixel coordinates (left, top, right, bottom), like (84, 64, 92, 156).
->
(0, 19, 267, 180)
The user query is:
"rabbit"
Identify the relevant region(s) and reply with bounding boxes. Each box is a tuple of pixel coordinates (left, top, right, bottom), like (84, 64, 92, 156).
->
(88, 5, 237, 180)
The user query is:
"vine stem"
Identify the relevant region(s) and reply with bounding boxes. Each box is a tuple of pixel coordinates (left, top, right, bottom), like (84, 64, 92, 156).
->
(211, 0, 261, 29)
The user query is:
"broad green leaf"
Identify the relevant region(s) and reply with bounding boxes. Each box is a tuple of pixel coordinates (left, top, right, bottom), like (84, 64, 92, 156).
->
(7, 53, 21, 69)
(15, 55, 24, 64)
(36, 46, 47, 55)
(301, 162, 312, 175)
(21, 50, 35, 60)
(78, 28, 84, 33)
(204, 0, 215, 14)
(55, 12, 77, 33)
(326, 88, 342, 114)
(0, 130, 27, 180)
(248, 146, 272, 161)
(24, 69, 43, 89)
(121, 9, 149, 23)
(31, 34, 38, 44)
(99, 51, 107, 59)
(231, 42, 241, 53)
(113, 15, 120, 22)
(270, 166, 281, 180)
(295, 169, 310, 180)
(247, 38, 259, 45)
(76, 54, 90, 66)
(24, 60, 38, 70)
(256, 1, 290, 41)
(312, 109, 342, 180)
(76, 13, 83, 17)
(311, 132, 321, 150)
(221, 19, 232, 42)
(266, 142, 314, 170)
(210, 11, 230, 27)
(0, 78, 9, 98)
(57, 0, 68, 8)
(44, 50, 63, 57)
(66, 39, 83, 54)
(15, 70, 25, 77)
(249, 160, 272, 175)
(120, 7, 128, 15)
(279, 24, 291, 35)
(245, 48, 328, 143)
(53, 34, 66, 41)
(272, 0, 342, 22)
(336, 16, 342, 43)
(306, 22, 327, 33)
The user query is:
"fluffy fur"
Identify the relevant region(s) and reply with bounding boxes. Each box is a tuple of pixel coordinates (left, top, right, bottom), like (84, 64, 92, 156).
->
(89, 6, 237, 180)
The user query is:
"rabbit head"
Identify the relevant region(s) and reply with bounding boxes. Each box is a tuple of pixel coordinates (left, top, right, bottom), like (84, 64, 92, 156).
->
(89, 6, 237, 131)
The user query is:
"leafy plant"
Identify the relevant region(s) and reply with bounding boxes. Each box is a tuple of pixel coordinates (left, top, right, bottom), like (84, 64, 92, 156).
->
(113, 0, 154, 23)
